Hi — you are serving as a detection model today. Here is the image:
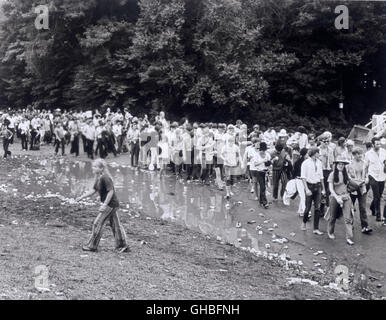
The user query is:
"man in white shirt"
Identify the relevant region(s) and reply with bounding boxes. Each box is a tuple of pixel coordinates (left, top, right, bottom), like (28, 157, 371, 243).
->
(300, 147, 326, 234)
(112, 120, 123, 153)
(84, 120, 96, 159)
(18, 118, 30, 150)
(364, 137, 386, 222)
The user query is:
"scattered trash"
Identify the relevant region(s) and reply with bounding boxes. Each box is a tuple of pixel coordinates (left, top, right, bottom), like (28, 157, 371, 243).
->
(273, 223, 278, 228)
(287, 278, 318, 286)
(272, 238, 288, 244)
(314, 263, 321, 267)
(258, 231, 263, 235)
(247, 220, 256, 224)
(267, 228, 274, 231)
(290, 232, 296, 237)
(140, 240, 147, 245)
(265, 244, 270, 249)
(80, 255, 88, 258)
(236, 222, 242, 228)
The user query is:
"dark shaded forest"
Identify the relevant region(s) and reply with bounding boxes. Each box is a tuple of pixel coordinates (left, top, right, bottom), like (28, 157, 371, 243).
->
(0, 0, 385, 134)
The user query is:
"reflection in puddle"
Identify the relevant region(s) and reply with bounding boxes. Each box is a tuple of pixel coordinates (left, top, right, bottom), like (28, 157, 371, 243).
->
(41, 160, 263, 252)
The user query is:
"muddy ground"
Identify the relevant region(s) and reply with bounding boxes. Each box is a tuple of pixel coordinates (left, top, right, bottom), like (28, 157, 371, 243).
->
(0, 144, 383, 300)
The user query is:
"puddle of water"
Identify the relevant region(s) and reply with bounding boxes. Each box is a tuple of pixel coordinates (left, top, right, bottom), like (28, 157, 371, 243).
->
(39, 160, 265, 253)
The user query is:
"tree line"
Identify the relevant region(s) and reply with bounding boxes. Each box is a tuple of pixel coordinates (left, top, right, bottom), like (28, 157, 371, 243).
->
(0, 0, 385, 136)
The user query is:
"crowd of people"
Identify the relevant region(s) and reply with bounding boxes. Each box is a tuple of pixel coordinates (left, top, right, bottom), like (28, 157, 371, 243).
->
(0, 107, 385, 247)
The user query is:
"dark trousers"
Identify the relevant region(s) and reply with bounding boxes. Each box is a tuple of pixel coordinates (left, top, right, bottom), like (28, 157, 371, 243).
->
(54, 138, 65, 155)
(30, 130, 37, 149)
(81, 135, 87, 152)
(321, 169, 332, 208)
(252, 171, 267, 205)
(303, 182, 322, 230)
(185, 150, 194, 179)
(117, 135, 124, 153)
(9, 128, 15, 144)
(3, 139, 11, 158)
(21, 133, 28, 150)
(350, 192, 369, 228)
(272, 169, 288, 199)
(130, 141, 139, 167)
(70, 134, 79, 156)
(86, 139, 94, 159)
(200, 164, 211, 183)
(369, 176, 385, 219)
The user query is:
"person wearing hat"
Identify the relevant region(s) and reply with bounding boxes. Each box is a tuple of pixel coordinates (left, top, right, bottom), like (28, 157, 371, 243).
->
(247, 141, 271, 208)
(326, 155, 355, 245)
(277, 129, 288, 146)
(248, 124, 261, 140)
(347, 147, 372, 234)
(300, 147, 325, 234)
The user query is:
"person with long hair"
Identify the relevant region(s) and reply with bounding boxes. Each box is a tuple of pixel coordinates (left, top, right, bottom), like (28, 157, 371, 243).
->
(327, 156, 355, 245)
(76, 159, 129, 253)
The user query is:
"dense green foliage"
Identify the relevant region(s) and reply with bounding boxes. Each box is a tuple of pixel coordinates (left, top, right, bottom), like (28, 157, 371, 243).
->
(0, 0, 385, 134)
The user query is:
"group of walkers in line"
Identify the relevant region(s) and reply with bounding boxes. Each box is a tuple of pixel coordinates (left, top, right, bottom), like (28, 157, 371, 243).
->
(0, 107, 385, 249)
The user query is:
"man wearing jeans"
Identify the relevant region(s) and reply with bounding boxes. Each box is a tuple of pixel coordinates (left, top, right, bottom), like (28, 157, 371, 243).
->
(300, 147, 326, 234)
(364, 137, 386, 222)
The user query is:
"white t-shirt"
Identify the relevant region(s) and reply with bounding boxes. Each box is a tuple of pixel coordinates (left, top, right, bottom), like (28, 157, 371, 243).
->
(365, 148, 386, 182)
(245, 145, 255, 166)
(250, 150, 271, 171)
(158, 141, 169, 159)
(221, 144, 240, 167)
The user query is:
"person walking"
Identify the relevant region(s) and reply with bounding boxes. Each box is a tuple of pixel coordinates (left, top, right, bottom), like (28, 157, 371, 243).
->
(0, 122, 13, 158)
(300, 147, 325, 234)
(247, 141, 271, 208)
(53, 121, 66, 156)
(76, 159, 129, 253)
(364, 137, 386, 222)
(326, 156, 355, 245)
(347, 147, 372, 234)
